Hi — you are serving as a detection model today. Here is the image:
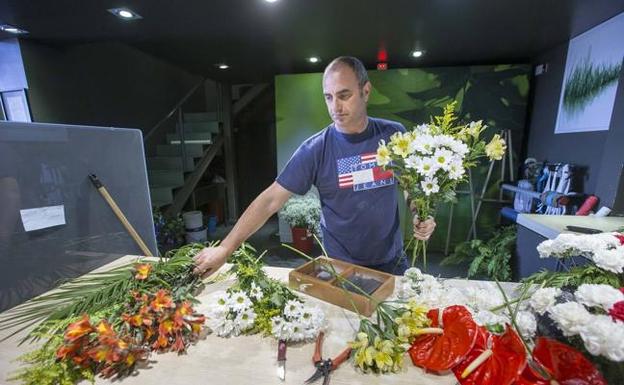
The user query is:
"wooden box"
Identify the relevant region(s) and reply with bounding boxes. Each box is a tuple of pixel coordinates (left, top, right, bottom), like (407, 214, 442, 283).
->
(288, 257, 395, 317)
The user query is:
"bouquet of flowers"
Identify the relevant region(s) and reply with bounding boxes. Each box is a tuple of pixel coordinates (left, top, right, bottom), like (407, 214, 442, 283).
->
(204, 244, 326, 342)
(376, 102, 506, 268)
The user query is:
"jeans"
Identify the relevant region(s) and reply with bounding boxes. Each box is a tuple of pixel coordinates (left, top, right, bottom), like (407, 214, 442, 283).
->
(366, 252, 408, 275)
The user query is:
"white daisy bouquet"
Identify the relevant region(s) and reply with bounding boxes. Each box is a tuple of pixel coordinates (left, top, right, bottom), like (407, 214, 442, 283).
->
(270, 299, 325, 342)
(376, 102, 506, 268)
(206, 289, 258, 337)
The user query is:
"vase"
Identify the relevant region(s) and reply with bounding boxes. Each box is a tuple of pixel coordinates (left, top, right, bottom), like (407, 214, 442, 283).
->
(291, 227, 313, 254)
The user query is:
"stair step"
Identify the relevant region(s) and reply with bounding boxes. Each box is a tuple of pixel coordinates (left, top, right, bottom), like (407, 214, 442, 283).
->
(156, 144, 204, 157)
(184, 112, 218, 122)
(147, 156, 196, 171)
(167, 133, 212, 145)
(149, 186, 174, 205)
(183, 121, 219, 134)
(148, 170, 184, 187)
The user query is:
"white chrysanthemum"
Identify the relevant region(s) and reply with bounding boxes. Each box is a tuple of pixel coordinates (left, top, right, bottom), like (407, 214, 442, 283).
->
(415, 156, 438, 177)
(421, 177, 440, 196)
(209, 318, 235, 337)
(433, 135, 456, 149)
(603, 321, 624, 361)
(229, 291, 253, 311)
(404, 267, 423, 280)
(248, 282, 264, 301)
(516, 311, 537, 339)
(414, 123, 431, 135)
(412, 134, 436, 155)
(404, 154, 421, 170)
(592, 247, 624, 274)
(548, 302, 592, 336)
(450, 140, 469, 156)
(432, 148, 454, 171)
(448, 160, 465, 180)
(473, 310, 507, 327)
(463, 285, 504, 311)
(529, 287, 561, 315)
(575, 284, 624, 311)
(235, 308, 257, 330)
(579, 315, 622, 356)
(284, 299, 304, 318)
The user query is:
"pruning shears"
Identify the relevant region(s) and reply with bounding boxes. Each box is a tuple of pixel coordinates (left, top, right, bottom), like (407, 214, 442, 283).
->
(303, 331, 352, 385)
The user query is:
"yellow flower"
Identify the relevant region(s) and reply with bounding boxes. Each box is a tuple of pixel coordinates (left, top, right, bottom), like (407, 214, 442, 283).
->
(376, 140, 392, 166)
(485, 134, 506, 160)
(389, 132, 412, 158)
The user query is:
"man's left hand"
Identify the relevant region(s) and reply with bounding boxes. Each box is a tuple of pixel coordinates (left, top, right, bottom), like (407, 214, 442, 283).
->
(413, 216, 436, 241)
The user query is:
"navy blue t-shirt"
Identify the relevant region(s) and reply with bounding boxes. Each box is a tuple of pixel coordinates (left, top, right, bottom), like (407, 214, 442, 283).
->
(276, 117, 406, 266)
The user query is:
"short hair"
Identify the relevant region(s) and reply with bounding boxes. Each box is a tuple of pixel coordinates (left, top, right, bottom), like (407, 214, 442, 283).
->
(324, 56, 369, 88)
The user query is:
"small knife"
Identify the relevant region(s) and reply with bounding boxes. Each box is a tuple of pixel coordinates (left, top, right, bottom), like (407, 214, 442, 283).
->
(277, 339, 287, 381)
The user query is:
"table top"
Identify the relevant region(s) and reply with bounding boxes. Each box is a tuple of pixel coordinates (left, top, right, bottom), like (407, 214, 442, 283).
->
(517, 213, 624, 239)
(0, 256, 512, 385)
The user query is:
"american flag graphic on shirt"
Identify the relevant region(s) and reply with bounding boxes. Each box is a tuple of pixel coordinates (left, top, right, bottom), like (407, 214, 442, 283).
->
(337, 153, 395, 191)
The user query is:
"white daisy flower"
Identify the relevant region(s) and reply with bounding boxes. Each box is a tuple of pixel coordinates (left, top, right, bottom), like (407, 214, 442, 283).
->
(229, 291, 253, 312)
(432, 148, 454, 171)
(248, 282, 264, 301)
(284, 299, 304, 318)
(421, 177, 440, 196)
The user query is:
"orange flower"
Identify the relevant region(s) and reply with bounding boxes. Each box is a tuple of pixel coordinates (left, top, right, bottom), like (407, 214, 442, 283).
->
(172, 333, 186, 352)
(125, 351, 137, 366)
(65, 314, 94, 342)
(56, 342, 80, 360)
(159, 319, 174, 336)
(174, 302, 194, 327)
(152, 333, 169, 349)
(134, 263, 152, 280)
(88, 345, 111, 363)
(150, 289, 174, 312)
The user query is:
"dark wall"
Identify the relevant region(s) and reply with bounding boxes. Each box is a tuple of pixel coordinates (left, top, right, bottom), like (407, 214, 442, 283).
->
(19, 40, 203, 131)
(526, 44, 624, 208)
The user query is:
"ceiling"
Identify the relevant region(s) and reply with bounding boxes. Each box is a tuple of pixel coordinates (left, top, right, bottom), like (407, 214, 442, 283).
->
(1, 0, 624, 83)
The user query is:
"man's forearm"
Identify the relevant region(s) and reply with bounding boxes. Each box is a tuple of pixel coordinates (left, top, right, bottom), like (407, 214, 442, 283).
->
(220, 183, 291, 254)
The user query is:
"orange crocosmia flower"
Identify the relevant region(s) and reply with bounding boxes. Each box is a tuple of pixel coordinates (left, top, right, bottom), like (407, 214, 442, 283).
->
(96, 320, 115, 337)
(152, 333, 169, 349)
(88, 345, 111, 363)
(134, 263, 152, 280)
(56, 343, 80, 360)
(150, 289, 174, 312)
(122, 313, 142, 328)
(159, 319, 174, 336)
(172, 333, 186, 352)
(65, 314, 94, 342)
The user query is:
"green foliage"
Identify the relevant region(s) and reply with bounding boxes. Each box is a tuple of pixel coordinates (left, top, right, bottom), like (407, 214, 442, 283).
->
(227, 243, 298, 335)
(441, 225, 516, 281)
(520, 264, 623, 292)
(153, 207, 186, 254)
(563, 52, 622, 113)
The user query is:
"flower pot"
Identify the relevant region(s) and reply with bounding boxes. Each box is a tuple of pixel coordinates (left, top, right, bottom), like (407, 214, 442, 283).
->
(291, 227, 313, 254)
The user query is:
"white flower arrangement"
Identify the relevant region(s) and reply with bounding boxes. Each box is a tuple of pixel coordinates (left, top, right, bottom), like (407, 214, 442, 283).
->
(536, 232, 624, 274)
(206, 290, 257, 337)
(279, 194, 322, 235)
(271, 299, 325, 342)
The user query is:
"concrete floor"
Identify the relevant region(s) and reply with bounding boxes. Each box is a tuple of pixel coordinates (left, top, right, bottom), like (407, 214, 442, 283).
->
(210, 217, 471, 278)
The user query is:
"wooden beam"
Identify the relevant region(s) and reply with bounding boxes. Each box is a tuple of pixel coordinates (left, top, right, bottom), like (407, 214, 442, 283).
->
(233, 83, 269, 116)
(165, 135, 224, 217)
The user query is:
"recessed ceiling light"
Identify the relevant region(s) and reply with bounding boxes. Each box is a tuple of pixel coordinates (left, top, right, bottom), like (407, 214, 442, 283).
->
(308, 56, 320, 64)
(107, 8, 143, 20)
(0, 24, 28, 34)
(411, 50, 424, 58)
(217, 64, 229, 70)
(265, 0, 279, 3)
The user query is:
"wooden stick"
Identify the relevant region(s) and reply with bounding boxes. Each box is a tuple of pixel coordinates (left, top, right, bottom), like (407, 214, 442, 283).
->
(89, 174, 153, 257)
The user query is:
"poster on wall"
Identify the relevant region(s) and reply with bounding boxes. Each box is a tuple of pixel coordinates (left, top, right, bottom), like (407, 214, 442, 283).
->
(555, 12, 624, 134)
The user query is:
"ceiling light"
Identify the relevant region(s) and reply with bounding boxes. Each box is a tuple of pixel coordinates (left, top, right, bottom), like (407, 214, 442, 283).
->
(307, 56, 320, 64)
(0, 24, 28, 34)
(107, 8, 143, 20)
(265, 0, 279, 3)
(411, 50, 424, 58)
(217, 64, 229, 70)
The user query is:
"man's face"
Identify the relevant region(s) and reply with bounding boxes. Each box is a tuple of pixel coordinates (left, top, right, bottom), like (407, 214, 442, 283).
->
(322, 66, 370, 131)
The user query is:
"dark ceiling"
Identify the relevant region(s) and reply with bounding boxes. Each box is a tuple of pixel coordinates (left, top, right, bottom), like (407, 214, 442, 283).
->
(1, 0, 624, 83)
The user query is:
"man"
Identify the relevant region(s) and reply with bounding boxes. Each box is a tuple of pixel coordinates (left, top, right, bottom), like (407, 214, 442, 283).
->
(193, 56, 435, 277)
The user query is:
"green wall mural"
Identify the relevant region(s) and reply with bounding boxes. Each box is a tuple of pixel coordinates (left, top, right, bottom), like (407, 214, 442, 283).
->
(275, 64, 530, 252)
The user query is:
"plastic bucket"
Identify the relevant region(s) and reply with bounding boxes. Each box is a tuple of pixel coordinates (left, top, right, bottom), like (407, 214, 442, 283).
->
(186, 226, 208, 244)
(182, 211, 203, 230)
(207, 215, 217, 235)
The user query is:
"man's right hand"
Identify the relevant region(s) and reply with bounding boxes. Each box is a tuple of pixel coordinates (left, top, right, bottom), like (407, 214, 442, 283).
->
(192, 245, 230, 278)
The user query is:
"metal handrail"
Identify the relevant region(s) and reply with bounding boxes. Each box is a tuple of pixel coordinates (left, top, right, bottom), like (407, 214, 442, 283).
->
(143, 77, 206, 142)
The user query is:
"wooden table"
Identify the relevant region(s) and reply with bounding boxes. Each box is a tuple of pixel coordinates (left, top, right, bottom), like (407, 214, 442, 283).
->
(0, 256, 504, 385)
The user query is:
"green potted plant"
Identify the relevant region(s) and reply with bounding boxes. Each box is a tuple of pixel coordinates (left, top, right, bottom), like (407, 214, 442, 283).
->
(279, 194, 321, 253)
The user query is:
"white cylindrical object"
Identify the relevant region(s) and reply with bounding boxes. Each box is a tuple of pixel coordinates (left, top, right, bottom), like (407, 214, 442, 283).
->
(595, 206, 612, 217)
(186, 227, 207, 243)
(182, 211, 203, 230)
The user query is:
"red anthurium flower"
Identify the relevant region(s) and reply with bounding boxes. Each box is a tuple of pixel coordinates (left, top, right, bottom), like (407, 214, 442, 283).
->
(452, 326, 526, 385)
(609, 301, 624, 323)
(614, 234, 624, 245)
(516, 337, 607, 385)
(134, 263, 152, 280)
(150, 289, 174, 312)
(64, 314, 94, 342)
(408, 305, 479, 372)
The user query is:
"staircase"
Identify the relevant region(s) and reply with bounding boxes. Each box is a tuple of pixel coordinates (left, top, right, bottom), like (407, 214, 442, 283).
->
(147, 112, 220, 208)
